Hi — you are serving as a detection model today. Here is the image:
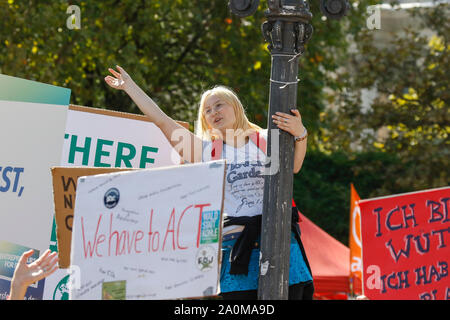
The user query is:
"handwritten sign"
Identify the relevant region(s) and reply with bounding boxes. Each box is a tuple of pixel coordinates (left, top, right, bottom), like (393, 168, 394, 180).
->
(360, 186, 450, 300)
(43, 105, 189, 300)
(69, 160, 226, 300)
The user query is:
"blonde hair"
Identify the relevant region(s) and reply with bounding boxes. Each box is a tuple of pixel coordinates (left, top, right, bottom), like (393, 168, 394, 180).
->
(195, 85, 262, 140)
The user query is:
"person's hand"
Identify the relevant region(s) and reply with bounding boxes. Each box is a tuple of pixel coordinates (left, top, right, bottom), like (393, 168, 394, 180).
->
(271, 108, 305, 137)
(9, 249, 58, 300)
(104, 65, 133, 91)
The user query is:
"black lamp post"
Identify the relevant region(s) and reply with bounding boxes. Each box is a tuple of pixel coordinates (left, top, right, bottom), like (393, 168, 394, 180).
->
(228, 0, 349, 300)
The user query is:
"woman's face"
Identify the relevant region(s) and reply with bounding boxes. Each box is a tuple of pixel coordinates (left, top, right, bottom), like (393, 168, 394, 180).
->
(203, 95, 236, 132)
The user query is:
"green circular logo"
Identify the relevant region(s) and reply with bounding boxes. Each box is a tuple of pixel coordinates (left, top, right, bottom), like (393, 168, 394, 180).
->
(53, 274, 70, 300)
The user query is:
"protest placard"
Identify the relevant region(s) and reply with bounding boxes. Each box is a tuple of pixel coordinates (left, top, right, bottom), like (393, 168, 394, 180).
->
(43, 105, 189, 300)
(0, 74, 70, 300)
(360, 186, 450, 300)
(69, 160, 226, 300)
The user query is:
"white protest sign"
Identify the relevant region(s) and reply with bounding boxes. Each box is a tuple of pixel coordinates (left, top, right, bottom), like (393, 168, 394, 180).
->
(0, 74, 70, 300)
(69, 160, 225, 300)
(43, 105, 187, 300)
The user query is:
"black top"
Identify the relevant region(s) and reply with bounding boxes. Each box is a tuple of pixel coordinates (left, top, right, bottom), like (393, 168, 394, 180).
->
(223, 205, 312, 276)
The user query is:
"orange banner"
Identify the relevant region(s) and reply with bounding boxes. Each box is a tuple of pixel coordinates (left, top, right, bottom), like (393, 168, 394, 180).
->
(349, 183, 362, 295)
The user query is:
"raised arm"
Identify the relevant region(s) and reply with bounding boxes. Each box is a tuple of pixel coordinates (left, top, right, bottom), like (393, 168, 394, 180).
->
(105, 66, 202, 163)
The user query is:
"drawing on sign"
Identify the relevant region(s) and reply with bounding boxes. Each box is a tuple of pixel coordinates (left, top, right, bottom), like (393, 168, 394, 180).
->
(196, 246, 216, 272)
(104, 188, 120, 209)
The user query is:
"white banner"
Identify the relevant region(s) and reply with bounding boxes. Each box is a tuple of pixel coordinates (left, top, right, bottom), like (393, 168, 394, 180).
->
(0, 101, 68, 250)
(69, 161, 225, 300)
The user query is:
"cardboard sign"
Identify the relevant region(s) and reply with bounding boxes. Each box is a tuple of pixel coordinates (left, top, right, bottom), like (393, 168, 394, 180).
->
(51, 167, 137, 268)
(0, 74, 70, 300)
(69, 160, 225, 300)
(360, 186, 450, 300)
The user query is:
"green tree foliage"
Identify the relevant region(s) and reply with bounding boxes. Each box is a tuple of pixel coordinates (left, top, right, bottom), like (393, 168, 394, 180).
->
(1, 1, 446, 244)
(298, 2, 449, 242)
(0, 0, 372, 132)
(293, 150, 409, 243)
(323, 2, 449, 193)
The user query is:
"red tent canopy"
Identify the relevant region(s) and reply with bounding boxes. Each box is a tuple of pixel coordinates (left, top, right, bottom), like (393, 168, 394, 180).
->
(298, 212, 354, 295)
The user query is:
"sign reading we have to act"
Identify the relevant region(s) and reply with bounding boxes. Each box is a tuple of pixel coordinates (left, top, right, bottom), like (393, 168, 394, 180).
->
(360, 186, 450, 300)
(69, 160, 226, 300)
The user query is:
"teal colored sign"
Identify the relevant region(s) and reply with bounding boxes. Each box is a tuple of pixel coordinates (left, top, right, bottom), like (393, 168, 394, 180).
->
(0, 73, 71, 106)
(200, 210, 220, 244)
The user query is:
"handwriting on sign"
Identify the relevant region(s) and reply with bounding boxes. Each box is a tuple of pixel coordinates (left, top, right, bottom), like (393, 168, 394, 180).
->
(80, 203, 211, 259)
(372, 198, 450, 263)
(362, 188, 450, 300)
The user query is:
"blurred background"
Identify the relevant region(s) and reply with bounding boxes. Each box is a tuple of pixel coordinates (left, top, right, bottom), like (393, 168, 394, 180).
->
(0, 0, 448, 245)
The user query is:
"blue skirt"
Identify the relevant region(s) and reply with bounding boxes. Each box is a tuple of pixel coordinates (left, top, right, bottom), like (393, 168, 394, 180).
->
(220, 232, 312, 293)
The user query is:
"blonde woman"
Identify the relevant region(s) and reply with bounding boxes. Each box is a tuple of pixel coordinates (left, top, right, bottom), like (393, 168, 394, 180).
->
(105, 66, 313, 300)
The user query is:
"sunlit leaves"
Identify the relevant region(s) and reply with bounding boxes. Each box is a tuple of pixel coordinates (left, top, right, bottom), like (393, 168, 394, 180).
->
(326, 3, 449, 192)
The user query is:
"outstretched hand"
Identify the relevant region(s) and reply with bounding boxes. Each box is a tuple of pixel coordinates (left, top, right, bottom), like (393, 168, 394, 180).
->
(13, 249, 58, 287)
(104, 65, 132, 91)
(9, 249, 58, 300)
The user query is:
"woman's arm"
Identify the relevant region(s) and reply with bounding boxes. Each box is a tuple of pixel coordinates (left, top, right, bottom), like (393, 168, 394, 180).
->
(105, 66, 202, 163)
(293, 130, 307, 173)
(271, 108, 307, 174)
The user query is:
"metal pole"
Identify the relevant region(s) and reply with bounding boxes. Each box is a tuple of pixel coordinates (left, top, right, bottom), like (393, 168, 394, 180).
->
(228, 0, 348, 300)
(258, 0, 312, 300)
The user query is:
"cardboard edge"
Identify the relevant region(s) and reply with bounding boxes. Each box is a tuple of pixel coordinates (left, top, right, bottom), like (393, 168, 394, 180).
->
(69, 104, 190, 130)
(359, 186, 450, 204)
